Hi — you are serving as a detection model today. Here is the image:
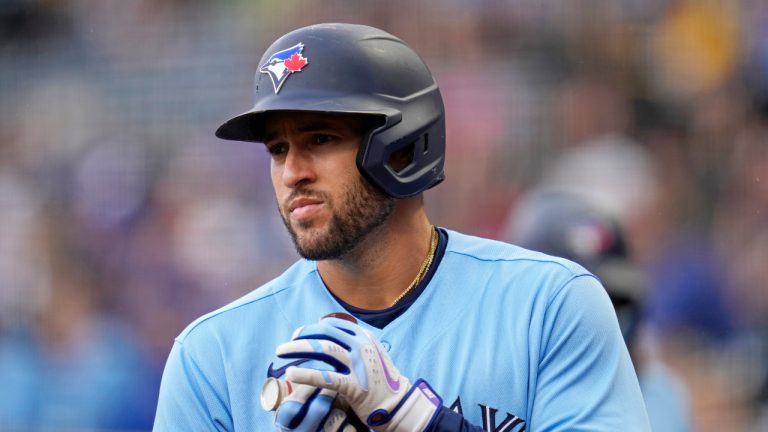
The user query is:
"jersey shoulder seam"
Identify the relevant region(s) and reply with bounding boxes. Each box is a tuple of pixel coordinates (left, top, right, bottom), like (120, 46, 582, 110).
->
(442, 228, 590, 276)
(545, 272, 601, 312)
(445, 248, 590, 275)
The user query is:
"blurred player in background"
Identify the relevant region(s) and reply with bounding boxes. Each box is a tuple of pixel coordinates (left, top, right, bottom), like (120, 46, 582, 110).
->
(154, 23, 650, 431)
(505, 188, 693, 432)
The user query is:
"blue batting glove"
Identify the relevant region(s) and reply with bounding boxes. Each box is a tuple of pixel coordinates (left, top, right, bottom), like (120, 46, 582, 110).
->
(271, 380, 357, 432)
(276, 317, 442, 432)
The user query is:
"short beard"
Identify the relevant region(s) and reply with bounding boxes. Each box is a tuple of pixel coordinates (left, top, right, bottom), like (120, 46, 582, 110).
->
(280, 176, 395, 261)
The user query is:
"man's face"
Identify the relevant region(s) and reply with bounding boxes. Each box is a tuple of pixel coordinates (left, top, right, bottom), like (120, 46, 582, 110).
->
(263, 111, 394, 260)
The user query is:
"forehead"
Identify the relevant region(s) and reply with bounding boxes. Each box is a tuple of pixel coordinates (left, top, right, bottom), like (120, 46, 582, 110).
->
(262, 111, 371, 141)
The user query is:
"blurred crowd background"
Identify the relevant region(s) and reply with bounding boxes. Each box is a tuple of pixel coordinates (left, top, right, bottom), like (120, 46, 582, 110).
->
(0, 0, 766, 431)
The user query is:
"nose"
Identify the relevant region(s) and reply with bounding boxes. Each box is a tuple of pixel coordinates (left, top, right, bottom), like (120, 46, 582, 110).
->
(280, 147, 316, 188)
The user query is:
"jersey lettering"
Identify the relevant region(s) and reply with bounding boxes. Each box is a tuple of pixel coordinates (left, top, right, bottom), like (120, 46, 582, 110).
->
(479, 404, 526, 432)
(449, 397, 526, 431)
(449, 396, 463, 415)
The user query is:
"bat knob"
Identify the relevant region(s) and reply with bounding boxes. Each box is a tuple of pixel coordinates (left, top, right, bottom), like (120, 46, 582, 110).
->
(321, 312, 358, 323)
(260, 377, 291, 411)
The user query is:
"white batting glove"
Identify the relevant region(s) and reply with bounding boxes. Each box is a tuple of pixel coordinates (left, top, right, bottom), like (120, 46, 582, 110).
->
(276, 317, 442, 432)
(272, 381, 358, 432)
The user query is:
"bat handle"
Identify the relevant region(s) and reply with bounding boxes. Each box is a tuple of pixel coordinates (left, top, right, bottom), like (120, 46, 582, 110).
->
(262, 379, 369, 430)
(260, 378, 352, 412)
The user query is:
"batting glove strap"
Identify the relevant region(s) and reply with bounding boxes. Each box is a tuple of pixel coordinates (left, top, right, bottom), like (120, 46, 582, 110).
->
(367, 379, 443, 432)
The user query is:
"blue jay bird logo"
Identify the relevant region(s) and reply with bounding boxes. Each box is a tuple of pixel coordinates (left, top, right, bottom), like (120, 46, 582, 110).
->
(260, 43, 308, 94)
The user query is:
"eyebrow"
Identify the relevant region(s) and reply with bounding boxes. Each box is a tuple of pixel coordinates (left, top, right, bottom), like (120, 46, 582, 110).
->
(263, 119, 353, 143)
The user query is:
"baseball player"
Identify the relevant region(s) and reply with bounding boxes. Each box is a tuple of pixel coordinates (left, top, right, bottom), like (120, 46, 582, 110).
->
(153, 23, 651, 431)
(505, 189, 693, 432)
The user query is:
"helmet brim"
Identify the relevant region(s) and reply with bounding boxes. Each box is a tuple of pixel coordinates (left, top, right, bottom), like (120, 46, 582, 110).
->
(215, 94, 398, 143)
(215, 110, 265, 142)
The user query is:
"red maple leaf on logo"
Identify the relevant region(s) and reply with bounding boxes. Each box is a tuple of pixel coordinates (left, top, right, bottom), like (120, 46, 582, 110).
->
(284, 53, 308, 72)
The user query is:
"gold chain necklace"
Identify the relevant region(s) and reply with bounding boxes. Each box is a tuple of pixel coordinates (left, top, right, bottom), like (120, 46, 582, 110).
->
(389, 227, 438, 307)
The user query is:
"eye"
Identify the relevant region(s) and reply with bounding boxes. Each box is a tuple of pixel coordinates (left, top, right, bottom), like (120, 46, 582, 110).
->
(266, 143, 287, 157)
(313, 134, 336, 145)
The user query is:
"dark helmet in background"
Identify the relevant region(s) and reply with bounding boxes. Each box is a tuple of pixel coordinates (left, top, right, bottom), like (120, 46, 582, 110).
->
(216, 23, 445, 198)
(505, 189, 645, 342)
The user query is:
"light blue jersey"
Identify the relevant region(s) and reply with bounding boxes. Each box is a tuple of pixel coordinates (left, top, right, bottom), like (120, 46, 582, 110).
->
(154, 229, 650, 431)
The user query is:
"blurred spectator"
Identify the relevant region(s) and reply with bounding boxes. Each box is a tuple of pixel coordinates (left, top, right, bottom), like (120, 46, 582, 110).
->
(503, 188, 693, 432)
(648, 0, 742, 102)
(540, 73, 659, 221)
(1, 0, 767, 429)
(0, 173, 48, 329)
(0, 214, 156, 430)
(644, 237, 734, 343)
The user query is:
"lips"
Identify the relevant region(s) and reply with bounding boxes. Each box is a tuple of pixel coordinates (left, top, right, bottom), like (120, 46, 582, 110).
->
(287, 197, 325, 220)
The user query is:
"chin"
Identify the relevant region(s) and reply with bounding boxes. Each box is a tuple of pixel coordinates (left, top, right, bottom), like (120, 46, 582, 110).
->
(293, 227, 348, 260)
(291, 218, 326, 235)
(294, 226, 330, 247)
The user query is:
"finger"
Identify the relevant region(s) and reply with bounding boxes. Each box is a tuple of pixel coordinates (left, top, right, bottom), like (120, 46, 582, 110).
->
(284, 383, 339, 406)
(290, 325, 306, 340)
(322, 407, 349, 432)
(284, 381, 317, 403)
(286, 366, 346, 392)
(321, 317, 366, 336)
(293, 321, 357, 350)
(320, 318, 379, 349)
(275, 386, 335, 431)
(275, 398, 305, 430)
(326, 413, 361, 432)
(277, 339, 352, 374)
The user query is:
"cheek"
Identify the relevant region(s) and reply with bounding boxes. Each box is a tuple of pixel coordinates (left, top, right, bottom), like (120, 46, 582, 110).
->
(330, 168, 360, 200)
(328, 152, 360, 183)
(270, 165, 286, 202)
(270, 164, 279, 188)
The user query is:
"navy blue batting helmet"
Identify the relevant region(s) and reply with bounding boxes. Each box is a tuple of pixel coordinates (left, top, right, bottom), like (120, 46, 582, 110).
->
(506, 189, 643, 305)
(215, 23, 446, 198)
(505, 189, 645, 343)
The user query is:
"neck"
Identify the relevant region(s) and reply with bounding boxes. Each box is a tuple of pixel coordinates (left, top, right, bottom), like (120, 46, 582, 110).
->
(317, 197, 434, 310)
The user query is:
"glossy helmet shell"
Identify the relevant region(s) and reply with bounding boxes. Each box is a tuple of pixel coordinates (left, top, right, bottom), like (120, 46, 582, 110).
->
(215, 23, 445, 198)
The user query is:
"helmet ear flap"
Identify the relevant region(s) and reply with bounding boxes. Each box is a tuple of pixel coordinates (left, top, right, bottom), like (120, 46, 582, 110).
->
(358, 114, 445, 198)
(387, 141, 416, 174)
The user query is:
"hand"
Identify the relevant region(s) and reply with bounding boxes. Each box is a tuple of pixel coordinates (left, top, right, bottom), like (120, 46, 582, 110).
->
(276, 317, 442, 432)
(272, 380, 358, 432)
